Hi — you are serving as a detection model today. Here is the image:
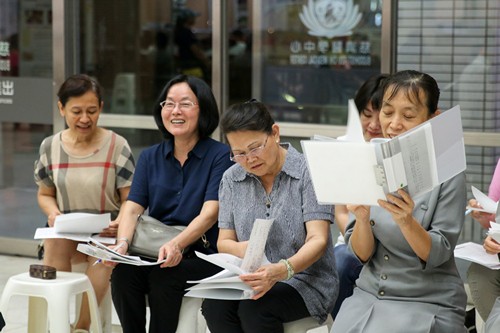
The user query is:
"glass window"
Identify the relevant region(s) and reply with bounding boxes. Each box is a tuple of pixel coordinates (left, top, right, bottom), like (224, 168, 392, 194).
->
(0, 0, 53, 244)
(256, 0, 383, 125)
(397, 0, 500, 243)
(79, 0, 213, 117)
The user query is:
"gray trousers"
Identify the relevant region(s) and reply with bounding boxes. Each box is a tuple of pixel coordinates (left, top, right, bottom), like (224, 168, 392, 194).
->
(467, 262, 500, 321)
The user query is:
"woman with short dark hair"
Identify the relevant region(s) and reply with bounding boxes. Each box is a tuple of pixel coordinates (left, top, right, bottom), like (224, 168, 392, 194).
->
(109, 74, 233, 333)
(34, 74, 135, 332)
(202, 99, 338, 333)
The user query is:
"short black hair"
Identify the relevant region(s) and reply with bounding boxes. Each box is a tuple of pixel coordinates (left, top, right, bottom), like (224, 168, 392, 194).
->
(354, 74, 389, 113)
(381, 70, 440, 114)
(57, 74, 103, 107)
(221, 99, 274, 135)
(153, 74, 219, 140)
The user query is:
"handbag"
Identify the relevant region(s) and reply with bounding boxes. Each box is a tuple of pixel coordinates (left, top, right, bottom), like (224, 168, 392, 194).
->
(129, 215, 187, 260)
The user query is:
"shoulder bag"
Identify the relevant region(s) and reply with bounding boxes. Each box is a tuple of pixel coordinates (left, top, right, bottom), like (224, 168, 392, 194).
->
(129, 214, 187, 260)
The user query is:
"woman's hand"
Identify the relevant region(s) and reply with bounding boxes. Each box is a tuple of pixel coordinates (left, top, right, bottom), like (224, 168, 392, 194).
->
(378, 189, 415, 227)
(469, 199, 495, 229)
(103, 240, 129, 268)
(346, 205, 370, 223)
(239, 263, 284, 300)
(100, 220, 119, 237)
(47, 211, 61, 227)
(158, 241, 184, 268)
(484, 236, 500, 255)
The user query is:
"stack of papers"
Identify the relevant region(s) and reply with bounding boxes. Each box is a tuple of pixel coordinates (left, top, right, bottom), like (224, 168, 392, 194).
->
(77, 238, 165, 266)
(185, 218, 274, 300)
(454, 242, 500, 270)
(34, 213, 114, 243)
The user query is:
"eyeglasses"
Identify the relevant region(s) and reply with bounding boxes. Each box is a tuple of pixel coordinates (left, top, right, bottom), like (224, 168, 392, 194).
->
(160, 100, 198, 111)
(230, 136, 269, 162)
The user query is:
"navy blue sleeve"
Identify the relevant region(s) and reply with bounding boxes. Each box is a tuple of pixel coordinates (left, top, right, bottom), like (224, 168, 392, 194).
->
(127, 148, 150, 209)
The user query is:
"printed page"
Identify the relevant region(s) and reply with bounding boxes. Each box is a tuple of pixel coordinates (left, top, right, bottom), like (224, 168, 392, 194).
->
(54, 213, 110, 233)
(77, 243, 165, 266)
(396, 123, 437, 196)
(240, 218, 274, 273)
(187, 219, 274, 300)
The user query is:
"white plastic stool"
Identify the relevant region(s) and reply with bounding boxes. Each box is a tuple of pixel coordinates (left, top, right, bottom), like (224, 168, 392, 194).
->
(283, 314, 334, 333)
(73, 262, 112, 333)
(0, 272, 102, 333)
(204, 313, 334, 333)
(176, 297, 206, 333)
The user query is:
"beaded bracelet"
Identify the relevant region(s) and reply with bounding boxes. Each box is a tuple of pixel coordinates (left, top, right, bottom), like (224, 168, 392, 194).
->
(279, 259, 295, 280)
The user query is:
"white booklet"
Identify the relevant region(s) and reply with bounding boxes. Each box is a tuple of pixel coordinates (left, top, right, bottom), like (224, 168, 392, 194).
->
(185, 218, 274, 300)
(302, 104, 466, 205)
(454, 242, 500, 270)
(34, 213, 114, 243)
(77, 238, 166, 266)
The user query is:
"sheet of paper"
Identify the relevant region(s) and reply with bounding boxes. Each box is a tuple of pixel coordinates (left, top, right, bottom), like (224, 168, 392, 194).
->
(395, 123, 438, 195)
(343, 99, 364, 143)
(382, 152, 408, 192)
(488, 222, 500, 243)
(454, 242, 500, 270)
(34, 227, 115, 244)
(77, 243, 165, 266)
(467, 186, 498, 214)
(194, 252, 245, 275)
(301, 140, 386, 205)
(427, 105, 466, 183)
(186, 218, 274, 300)
(54, 213, 110, 233)
(240, 218, 274, 273)
(185, 287, 250, 300)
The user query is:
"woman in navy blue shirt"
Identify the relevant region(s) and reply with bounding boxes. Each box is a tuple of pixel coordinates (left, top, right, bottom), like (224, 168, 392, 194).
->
(109, 74, 233, 333)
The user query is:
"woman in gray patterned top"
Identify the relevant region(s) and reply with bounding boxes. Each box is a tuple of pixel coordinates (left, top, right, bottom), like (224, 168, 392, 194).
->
(201, 100, 338, 333)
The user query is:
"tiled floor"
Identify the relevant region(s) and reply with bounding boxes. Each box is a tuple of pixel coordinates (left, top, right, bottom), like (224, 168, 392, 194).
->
(0, 254, 123, 333)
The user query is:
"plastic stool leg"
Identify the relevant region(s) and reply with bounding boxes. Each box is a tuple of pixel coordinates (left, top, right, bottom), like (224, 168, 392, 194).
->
(47, 291, 72, 333)
(27, 296, 48, 333)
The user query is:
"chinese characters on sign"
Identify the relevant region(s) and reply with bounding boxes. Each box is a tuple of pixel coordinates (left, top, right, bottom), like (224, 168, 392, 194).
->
(0, 41, 11, 72)
(0, 80, 14, 104)
(289, 39, 372, 66)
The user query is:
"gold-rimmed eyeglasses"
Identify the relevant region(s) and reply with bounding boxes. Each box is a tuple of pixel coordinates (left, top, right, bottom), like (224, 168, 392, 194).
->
(160, 100, 198, 111)
(230, 136, 270, 162)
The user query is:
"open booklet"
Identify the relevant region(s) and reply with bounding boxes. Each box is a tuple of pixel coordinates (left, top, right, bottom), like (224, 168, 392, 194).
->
(77, 238, 166, 266)
(34, 213, 115, 243)
(302, 102, 466, 205)
(185, 218, 274, 300)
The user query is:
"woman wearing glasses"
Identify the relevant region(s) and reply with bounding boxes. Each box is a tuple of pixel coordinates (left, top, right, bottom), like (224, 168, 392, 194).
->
(201, 100, 338, 332)
(109, 74, 233, 333)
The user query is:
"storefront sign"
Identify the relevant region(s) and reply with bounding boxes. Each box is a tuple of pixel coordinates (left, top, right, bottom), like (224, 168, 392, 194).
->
(299, 0, 362, 38)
